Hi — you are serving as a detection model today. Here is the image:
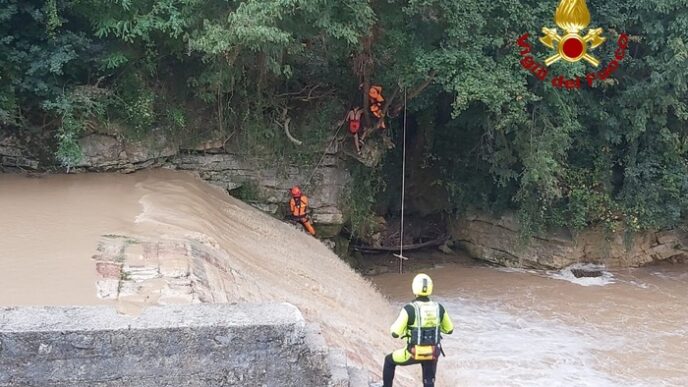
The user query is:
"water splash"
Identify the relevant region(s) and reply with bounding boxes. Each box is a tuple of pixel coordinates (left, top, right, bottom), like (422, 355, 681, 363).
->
(547, 263, 615, 287)
(438, 297, 626, 386)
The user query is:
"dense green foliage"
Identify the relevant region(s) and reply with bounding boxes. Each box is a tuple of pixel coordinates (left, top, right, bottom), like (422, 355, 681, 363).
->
(1, 0, 687, 233)
(341, 161, 385, 239)
(423, 0, 688, 234)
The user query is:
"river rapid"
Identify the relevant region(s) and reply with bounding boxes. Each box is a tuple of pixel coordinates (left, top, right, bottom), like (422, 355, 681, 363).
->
(372, 258, 688, 386)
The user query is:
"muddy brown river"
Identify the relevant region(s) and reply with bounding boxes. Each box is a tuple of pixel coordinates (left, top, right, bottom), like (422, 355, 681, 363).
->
(1, 170, 686, 386)
(373, 257, 688, 386)
(0, 173, 143, 306)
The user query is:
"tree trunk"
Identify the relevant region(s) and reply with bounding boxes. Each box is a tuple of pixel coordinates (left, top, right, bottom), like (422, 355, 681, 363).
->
(359, 35, 374, 129)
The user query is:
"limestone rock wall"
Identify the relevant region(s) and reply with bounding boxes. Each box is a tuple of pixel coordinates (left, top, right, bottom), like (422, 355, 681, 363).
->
(174, 151, 347, 230)
(0, 304, 336, 387)
(453, 212, 688, 269)
(0, 132, 348, 236)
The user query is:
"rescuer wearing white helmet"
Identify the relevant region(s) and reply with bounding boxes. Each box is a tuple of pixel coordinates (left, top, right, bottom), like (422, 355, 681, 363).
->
(381, 273, 454, 387)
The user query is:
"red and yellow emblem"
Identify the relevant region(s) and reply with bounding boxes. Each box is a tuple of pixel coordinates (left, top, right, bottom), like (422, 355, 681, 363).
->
(539, 0, 605, 66)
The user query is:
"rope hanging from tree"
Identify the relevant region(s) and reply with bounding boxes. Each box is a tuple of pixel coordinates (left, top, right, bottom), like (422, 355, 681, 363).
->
(304, 119, 345, 190)
(393, 87, 409, 273)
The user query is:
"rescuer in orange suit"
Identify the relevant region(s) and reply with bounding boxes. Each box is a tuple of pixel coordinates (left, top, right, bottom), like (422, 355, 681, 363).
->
(362, 85, 386, 142)
(288, 186, 316, 236)
(368, 85, 386, 129)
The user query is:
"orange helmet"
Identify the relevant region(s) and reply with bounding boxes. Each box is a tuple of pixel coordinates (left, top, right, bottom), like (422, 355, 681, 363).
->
(290, 186, 302, 197)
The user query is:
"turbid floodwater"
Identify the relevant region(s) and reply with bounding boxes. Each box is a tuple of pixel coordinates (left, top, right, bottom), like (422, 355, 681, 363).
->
(373, 256, 688, 386)
(0, 173, 143, 306)
(2, 169, 687, 386)
(0, 169, 421, 386)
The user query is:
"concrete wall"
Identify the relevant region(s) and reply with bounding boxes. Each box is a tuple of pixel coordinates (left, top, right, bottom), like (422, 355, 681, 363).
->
(0, 303, 335, 387)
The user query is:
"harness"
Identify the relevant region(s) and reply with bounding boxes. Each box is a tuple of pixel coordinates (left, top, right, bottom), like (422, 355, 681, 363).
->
(407, 301, 441, 361)
(291, 197, 308, 220)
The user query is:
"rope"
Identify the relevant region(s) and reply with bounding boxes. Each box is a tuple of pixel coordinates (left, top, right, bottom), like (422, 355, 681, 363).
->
(304, 120, 345, 190)
(277, 119, 345, 207)
(398, 87, 408, 274)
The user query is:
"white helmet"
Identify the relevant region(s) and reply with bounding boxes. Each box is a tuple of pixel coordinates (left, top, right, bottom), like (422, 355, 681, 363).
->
(412, 273, 433, 296)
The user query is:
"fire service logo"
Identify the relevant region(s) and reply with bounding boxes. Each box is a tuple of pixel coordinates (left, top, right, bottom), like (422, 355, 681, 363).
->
(517, 0, 629, 90)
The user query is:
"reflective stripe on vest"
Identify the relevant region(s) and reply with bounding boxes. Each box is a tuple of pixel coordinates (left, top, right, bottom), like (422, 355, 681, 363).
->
(409, 301, 441, 346)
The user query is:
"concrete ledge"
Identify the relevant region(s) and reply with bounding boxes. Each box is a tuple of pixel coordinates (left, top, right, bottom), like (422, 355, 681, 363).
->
(0, 303, 332, 387)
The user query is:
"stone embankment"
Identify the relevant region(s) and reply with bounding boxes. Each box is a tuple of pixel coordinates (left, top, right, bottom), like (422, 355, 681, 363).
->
(0, 303, 371, 387)
(453, 212, 688, 269)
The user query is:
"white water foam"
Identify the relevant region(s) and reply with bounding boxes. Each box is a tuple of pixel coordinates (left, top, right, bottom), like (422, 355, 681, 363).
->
(437, 298, 641, 387)
(547, 263, 615, 287)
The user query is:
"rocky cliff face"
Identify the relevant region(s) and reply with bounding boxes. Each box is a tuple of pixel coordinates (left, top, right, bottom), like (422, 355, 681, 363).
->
(174, 151, 347, 232)
(0, 132, 349, 238)
(453, 212, 688, 269)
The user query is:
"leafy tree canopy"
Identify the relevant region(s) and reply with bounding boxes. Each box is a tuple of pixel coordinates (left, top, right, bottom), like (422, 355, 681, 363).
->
(1, 0, 687, 233)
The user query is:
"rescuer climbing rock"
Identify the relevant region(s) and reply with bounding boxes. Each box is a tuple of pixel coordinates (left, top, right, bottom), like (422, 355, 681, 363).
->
(288, 186, 316, 236)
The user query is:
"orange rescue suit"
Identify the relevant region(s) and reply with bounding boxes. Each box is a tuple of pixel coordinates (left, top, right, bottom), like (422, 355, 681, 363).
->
(289, 195, 316, 236)
(368, 85, 386, 128)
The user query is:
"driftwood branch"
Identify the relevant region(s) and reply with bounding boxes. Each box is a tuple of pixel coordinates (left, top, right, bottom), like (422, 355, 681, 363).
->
(353, 235, 449, 254)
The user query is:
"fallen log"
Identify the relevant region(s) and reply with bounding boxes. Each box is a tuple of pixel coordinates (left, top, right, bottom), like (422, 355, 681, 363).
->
(353, 235, 449, 254)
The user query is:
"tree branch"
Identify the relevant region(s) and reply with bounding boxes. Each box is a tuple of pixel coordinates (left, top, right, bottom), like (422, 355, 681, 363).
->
(278, 107, 303, 145)
(276, 83, 322, 98)
(387, 70, 438, 116)
(382, 87, 400, 117)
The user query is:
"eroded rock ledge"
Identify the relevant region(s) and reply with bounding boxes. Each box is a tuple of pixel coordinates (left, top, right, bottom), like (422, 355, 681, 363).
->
(453, 212, 688, 269)
(0, 132, 348, 237)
